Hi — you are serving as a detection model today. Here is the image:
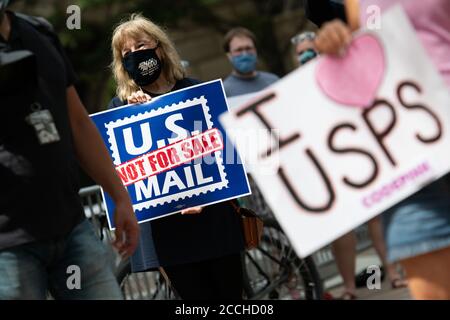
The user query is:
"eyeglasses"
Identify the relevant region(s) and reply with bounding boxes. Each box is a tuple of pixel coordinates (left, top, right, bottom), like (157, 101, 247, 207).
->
(291, 32, 316, 45)
(230, 45, 256, 55)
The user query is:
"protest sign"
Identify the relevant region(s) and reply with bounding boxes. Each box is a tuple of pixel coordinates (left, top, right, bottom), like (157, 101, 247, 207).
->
(91, 80, 251, 229)
(220, 6, 450, 257)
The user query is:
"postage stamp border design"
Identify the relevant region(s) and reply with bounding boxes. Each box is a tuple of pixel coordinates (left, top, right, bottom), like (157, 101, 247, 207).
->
(104, 96, 228, 210)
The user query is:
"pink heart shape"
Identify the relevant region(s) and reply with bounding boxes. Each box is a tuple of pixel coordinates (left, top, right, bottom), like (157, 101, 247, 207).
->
(316, 34, 385, 108)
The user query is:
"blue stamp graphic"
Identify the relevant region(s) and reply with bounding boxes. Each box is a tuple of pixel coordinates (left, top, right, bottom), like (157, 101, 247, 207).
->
(90, 80, 251, 229)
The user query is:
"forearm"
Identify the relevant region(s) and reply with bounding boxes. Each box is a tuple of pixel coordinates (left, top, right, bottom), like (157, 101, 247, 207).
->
(67, 86, 128, 202)
(74, 119, 128, 201)
(345, 0, 360, 31)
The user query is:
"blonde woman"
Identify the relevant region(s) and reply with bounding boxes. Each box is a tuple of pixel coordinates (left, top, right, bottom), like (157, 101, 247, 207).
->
(108, 14, 245, 300)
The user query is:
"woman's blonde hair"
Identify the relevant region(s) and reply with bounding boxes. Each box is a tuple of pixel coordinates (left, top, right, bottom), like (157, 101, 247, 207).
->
(111, 13, 186, 100)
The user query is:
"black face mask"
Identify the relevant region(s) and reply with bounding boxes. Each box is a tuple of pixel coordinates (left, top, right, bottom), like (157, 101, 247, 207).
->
(122, 48, 163, 87)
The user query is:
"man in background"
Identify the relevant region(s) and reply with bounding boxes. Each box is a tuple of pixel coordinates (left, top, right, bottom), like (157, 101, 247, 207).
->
(222, 27, 279, 97)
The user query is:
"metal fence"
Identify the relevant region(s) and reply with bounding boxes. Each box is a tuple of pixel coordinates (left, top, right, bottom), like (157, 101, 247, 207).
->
(79, 182, 373, 298)
(79, 185, 167, 300)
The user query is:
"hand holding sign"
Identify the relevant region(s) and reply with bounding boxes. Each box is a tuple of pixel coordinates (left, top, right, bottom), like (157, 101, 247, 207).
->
(316, 34, 385, 108)
(315, 19, 352, 56)
(127, 90, 152, 104)
(181, 206, 203, 215)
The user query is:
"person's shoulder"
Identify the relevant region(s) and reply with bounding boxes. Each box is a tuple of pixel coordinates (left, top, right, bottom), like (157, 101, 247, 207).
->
(14, 12, 57, 40)
(177, 77, 201, 88)
(259, 71, 280, 81)
(107, 96, 126, 110)
(223, 74, 236, 83)
(222, 75, 236, 96)
(15, 12, 54, 32)
(223, 74, 239, 89)
(12, 12, 78, 87)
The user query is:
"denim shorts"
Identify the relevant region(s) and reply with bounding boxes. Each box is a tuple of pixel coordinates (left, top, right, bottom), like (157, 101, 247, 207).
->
(382, 176, 450, 263)
(0, 219, 122, 300)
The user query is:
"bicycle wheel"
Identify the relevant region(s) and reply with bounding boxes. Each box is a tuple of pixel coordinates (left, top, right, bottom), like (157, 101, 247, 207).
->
(81, 188, 176, 300)
(115, 260, 177, 300)
(242, 218, 323, 300)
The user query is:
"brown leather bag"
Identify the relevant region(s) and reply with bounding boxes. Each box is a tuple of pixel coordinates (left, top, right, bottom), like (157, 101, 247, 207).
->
(230, 201, 264, 250)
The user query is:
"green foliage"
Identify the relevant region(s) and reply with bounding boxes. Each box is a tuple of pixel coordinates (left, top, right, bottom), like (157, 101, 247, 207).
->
(16, 0, 302, 112)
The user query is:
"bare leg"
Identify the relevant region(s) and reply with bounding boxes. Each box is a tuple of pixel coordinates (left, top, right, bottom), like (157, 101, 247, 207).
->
(368, 216, 406, 287)
(331, 232, 357, 297)
(401, 246, 450, 299)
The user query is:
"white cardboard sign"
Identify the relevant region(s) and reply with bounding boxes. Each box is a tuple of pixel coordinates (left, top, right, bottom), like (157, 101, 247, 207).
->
(220, 6, 450, 257)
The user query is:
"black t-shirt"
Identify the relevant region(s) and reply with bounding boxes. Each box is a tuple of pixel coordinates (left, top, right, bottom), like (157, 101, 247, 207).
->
(0, 12, 84, 250)
(108, 78, 245, 269)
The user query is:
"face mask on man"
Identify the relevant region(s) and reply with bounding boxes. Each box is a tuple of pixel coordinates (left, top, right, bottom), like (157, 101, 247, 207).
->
(231, 53, 257, 74)
(0, 0, 10, 24)
(297, 49, 318, 66)
(122, 47, 163, 87)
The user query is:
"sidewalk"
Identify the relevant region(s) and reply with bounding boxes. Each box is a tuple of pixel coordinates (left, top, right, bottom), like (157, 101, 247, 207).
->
(324, 247, 412, 300)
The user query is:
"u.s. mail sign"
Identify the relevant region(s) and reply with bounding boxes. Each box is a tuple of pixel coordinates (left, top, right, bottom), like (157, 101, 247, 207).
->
(91, 80, 251, 229)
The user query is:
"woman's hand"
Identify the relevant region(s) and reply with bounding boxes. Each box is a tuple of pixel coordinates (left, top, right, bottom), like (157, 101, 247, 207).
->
(181, 206, 203, 215)
(314, 19, 353, 56)
(127, 90, 152, 104)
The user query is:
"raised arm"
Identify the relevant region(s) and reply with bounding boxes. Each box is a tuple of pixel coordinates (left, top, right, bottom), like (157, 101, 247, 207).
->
(314, 0, 361, 55)
(345, 0, 361, 31)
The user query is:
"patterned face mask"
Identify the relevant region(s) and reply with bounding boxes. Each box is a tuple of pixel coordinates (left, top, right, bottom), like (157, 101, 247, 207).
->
(297, 49, 318, 66)
(122, 48, 163, 87)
